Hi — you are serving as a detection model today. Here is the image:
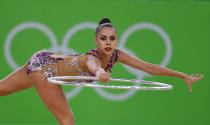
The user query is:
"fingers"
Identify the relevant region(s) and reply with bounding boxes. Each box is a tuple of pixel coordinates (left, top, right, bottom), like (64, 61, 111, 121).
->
(191, 73, 204, 81)
(99, 72, 110, 83)
(197, 74, 204, 79)
(191, 73, 204, 78)
(187, 73, 204, 92)
(195, 75, 203, 81)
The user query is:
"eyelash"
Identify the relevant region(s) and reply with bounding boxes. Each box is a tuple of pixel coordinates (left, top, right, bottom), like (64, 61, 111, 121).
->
(111, 37, 116, 41)
(100, 37, 116, 41)
(100, 38, 106, 41)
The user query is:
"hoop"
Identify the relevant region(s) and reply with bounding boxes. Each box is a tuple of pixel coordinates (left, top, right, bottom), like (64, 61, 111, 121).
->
(48, 76, 173, 90)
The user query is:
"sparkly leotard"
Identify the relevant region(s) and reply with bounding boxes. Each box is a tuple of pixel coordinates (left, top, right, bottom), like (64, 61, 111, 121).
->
(26, 49, 119, 81)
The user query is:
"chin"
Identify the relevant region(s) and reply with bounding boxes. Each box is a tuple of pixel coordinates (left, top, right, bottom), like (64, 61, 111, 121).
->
(102, 50, 114, 56)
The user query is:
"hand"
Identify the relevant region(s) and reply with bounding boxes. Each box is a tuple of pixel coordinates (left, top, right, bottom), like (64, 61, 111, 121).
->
(183, 73, 204, 92)
(98, 72, 110, 83)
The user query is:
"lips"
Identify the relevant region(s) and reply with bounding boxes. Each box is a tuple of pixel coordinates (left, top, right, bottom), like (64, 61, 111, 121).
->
(104, 47, 112, 52)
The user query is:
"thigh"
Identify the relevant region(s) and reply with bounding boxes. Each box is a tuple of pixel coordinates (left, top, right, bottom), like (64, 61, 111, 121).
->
(0, 65, 32, 95)
(29, 72, 74, 124)
(29, 72, 68, 105)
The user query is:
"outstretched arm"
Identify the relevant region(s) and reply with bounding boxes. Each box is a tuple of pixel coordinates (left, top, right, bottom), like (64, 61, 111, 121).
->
(117, 49, 203, 92)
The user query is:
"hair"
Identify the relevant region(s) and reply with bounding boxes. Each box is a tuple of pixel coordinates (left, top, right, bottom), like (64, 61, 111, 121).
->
(95, 18, 115, 36)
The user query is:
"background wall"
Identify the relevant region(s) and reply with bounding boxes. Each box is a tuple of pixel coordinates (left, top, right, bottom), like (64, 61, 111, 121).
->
(0, 0, 209, 125)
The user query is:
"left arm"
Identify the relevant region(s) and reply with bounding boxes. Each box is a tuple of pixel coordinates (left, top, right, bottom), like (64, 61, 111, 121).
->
(117, 49, 203, 92)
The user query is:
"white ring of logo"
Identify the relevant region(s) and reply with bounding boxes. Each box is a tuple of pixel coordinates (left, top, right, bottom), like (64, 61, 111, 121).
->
(4, 22, 58, 69)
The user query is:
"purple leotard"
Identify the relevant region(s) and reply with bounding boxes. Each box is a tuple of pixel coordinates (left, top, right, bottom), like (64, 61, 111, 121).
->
(26, 49, 119, 79)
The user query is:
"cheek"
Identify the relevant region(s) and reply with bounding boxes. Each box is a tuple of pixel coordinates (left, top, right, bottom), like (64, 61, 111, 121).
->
(96, 38, 103, 45)
(113, 40, 118, 46)
(97, 41, 105, 47)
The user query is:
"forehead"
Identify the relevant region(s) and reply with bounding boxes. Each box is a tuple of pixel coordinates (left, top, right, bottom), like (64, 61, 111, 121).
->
(98, 27, 116, 36)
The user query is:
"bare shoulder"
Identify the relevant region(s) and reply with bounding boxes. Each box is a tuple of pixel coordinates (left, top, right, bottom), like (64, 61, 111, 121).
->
(116, 49, 131, 63)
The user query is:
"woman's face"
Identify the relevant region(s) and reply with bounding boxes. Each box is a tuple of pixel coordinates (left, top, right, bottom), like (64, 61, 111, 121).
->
(96, 27, 118, 56)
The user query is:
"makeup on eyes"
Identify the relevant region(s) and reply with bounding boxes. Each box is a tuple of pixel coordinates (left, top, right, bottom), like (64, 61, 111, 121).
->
(99, 35, 116, 41)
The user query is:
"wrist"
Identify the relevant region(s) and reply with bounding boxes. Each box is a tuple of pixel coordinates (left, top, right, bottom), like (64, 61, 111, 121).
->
(180, 73, 188, 79)
(95, 68, 105, 78)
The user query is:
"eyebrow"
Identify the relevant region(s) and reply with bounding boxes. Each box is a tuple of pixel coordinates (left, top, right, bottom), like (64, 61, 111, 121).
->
(100, 35, 115, 37)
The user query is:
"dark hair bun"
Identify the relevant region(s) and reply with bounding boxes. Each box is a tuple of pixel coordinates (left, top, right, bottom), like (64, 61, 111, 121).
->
(99, 18, 111, 25)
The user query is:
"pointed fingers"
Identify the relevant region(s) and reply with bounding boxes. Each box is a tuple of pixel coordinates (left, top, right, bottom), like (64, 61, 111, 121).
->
(191, 73, 195, 77)
(195, 74, 204, 80)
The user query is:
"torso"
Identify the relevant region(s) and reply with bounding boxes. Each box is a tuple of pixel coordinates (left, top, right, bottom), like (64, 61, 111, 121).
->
(56, 54, 91, 76)
(26, 49, 119, 80)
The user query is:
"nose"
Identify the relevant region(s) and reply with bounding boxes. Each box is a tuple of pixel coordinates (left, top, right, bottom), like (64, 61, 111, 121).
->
(106, 39, 111, 45)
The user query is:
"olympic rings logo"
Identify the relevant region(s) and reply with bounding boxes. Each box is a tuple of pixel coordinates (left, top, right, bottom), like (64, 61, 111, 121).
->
(4, 21, 172, 101)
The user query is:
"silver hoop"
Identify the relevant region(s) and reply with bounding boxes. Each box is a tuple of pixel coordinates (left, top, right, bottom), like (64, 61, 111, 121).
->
(48, 76, 173, 90)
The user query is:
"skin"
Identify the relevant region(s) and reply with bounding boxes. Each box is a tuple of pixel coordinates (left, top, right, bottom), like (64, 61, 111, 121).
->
(0, 25, 203, 125)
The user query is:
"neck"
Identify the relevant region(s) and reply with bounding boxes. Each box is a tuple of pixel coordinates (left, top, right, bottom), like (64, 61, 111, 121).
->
(97, 49, 111, 62)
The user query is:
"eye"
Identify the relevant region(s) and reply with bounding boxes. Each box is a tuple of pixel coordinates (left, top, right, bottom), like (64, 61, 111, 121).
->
(110, 36, 116, 41)
(100, 37, 106, 41)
